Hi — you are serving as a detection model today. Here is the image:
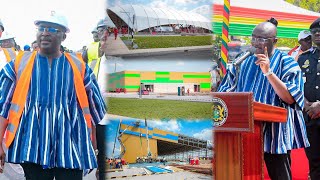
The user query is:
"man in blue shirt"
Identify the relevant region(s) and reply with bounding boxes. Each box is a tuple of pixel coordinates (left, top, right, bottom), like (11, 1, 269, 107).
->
(218, 20, 309, 180)
(0, 12, 106, 180)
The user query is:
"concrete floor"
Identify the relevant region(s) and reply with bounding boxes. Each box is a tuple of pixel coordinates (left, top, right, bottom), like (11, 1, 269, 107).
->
(108, 171, 212, 180)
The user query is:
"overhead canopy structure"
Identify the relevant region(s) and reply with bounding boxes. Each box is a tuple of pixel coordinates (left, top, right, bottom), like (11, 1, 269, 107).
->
(104, 14, 116, 28)
(158, 134, 208, 155)
(119, 120, 211, 163)
(213, 0, 320, 38)
(107, 4, 212, 32)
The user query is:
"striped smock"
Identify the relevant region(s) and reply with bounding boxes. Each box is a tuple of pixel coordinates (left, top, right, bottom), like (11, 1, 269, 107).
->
(0, 53, 106, 169)
(218, 49, 309, 154)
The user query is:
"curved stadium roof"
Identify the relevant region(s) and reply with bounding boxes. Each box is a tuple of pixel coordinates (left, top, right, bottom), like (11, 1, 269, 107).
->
(107, 5, 212, 32)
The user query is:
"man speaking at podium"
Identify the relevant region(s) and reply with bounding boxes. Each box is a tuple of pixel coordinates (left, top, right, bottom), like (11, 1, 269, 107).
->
(218, 19, 309, 180)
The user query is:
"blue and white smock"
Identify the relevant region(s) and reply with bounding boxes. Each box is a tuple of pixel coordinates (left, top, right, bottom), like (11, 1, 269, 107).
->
(218, 49, 309, 154)
(0, 53, 106, 169)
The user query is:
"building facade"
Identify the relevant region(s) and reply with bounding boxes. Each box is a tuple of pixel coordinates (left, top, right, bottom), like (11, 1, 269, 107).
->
(108, 70, 212, 93)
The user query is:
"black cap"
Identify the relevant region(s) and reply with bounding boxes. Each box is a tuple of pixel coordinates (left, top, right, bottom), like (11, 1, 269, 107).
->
(310, 18, 320, 29)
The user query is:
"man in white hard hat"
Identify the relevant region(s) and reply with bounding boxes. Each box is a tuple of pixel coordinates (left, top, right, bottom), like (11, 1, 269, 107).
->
(0, 32, 16, 49)
(82, 19, 107, 74)
(288, 30, 313, 61)
(0, 11, 106, 180)
(82, 21, 106, 180)
(0, 20, 25, 180)
(84, 19, 108, 180)
(0, 30, 17, 70)
(82, 27, 99, 63)
(0, 19, 4, 38)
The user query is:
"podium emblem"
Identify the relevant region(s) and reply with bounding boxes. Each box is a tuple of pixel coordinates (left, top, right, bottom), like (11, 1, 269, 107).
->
(212, 97, 228, 126)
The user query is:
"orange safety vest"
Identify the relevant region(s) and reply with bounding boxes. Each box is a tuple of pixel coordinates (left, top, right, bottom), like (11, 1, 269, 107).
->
(2, 48, 16, 62)
(4, 51, 93, 148)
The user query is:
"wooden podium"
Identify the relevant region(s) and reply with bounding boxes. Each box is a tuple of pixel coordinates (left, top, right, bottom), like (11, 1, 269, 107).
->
(213, 92, 287, 180)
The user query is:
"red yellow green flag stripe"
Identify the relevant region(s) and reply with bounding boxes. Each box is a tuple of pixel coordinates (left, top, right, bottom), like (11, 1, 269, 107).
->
(219, 0, 230, 76)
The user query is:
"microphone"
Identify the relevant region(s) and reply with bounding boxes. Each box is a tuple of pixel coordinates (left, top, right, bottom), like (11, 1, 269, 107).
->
(232, 47, 256, 66)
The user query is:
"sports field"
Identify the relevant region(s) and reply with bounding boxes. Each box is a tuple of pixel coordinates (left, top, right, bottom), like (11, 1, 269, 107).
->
(107, 97, 212, 120)
(120, 35, 212, 49)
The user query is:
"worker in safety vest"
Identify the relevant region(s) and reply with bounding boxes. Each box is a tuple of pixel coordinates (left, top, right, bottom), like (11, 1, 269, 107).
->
(85, 18, 109, 180)
(0, 11, 106, 180)
(82, 19, 107, 78)
(0, 19, 25, 180)
(0, 31, 17, 69)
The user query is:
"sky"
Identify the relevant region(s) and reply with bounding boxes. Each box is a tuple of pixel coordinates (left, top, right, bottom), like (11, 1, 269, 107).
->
(0, 0, 106, 51)
(106, 118, 213, 158)
(104, 0, 214, 73)
(0, 0, 212, 51)
(106, 57, 214, 73)
(107, 0, 212, 19)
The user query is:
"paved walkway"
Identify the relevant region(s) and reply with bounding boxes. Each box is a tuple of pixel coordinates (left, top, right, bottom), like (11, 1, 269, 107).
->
(104, 34, 213, 57)
(107, 171, 212, 180)
(106, 93, 213, 102)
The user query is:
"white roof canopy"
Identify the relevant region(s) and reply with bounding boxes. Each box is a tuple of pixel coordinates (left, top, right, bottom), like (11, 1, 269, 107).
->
(107, 4, 212, 32)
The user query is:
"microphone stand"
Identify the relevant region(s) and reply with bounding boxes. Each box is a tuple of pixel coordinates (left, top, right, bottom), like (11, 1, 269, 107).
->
(227, 64, 241, 92)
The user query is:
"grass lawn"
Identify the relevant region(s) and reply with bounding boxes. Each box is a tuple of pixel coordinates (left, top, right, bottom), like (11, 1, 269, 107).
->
(107, 97, 212, 120)
(120, 35, 213, 49)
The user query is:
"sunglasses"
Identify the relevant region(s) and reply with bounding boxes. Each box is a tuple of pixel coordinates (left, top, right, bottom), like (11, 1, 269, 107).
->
(97, 29, 106, 34)
(311, 28, 320, 35)
(37, 27, 61, 33)
(251, 36, 275, 44)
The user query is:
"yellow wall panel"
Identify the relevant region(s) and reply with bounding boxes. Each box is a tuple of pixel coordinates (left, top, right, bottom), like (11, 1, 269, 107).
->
(124, 78, 140, 85)
(141, 72, 156, 80)
(169, 72, 183, 80)
(121, 134, 158, 163)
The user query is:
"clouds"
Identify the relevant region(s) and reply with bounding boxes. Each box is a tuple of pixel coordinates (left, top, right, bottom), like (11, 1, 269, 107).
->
(106, 58, 213, 73)
(149, 0, 170, 8)
(176, 61, 185, 66)
(148, 119, 181, 132)
(108, 0, 212, 12)
(175, 0, 198, 5)
(193, 128, 212, 141)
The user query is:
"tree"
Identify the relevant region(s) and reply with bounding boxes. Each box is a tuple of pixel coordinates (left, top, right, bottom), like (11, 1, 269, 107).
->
(286, 0, 320, 13)
(277, 38, 298, 48)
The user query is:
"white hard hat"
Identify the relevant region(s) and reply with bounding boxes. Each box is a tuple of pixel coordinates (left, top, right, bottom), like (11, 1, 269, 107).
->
(91, 27, 98, 34)
(34, 11, 70, 33)
(0, 19, 4, 31)
(96, 18, 107, 29)
(0, 32, 14, 41)
(298, 30, 311, 41)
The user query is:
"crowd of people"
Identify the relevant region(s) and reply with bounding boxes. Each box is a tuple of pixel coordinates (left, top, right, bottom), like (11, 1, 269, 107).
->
(0, 11, 109, 180)
(107, 158, 125, 169)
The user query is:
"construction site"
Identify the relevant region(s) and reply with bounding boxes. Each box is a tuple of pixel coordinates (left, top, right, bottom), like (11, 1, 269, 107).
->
(106, 118, 213, 179)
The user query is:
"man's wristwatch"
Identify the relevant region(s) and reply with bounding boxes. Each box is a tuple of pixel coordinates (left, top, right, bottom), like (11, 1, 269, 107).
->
(263, 69, 273, 76)
(95, 149, 99, 156)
